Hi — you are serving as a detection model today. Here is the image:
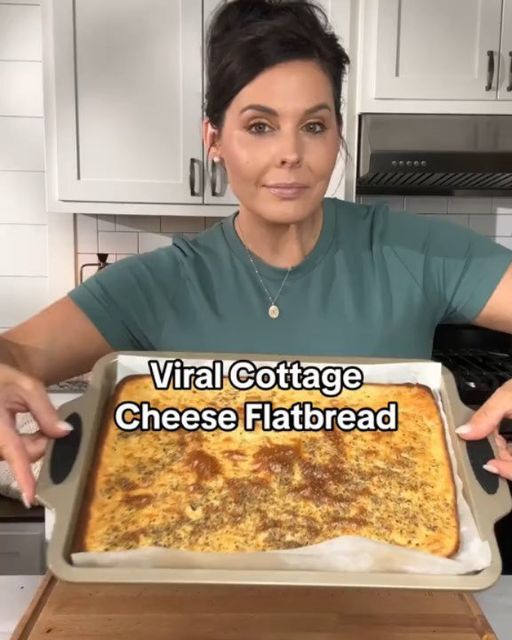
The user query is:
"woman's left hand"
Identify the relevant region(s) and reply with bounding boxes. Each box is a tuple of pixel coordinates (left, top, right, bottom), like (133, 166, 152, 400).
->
(455, 379, 512, 480)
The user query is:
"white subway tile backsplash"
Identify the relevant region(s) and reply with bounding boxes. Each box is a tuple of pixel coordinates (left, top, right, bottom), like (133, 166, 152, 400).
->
(495, 237, 512, 251)
(469, 215, 495, 236)
(77, 253, 104, 283)
(358, 195, 405, 211)
(74, 193, 512, 293)
(493, 197, 512, 214)
(98, 231, 138, 254)
(0, 276, 48, 326)
(75, 215, 199, 266)
(78, 252, 117, 265)
(0, 171, 47, 224)
(174, 232, 199, 241)
(444, 214, 470, 228)
(138, 232, 172, 253)
(356, 193, 512, 243)
(404, 196, 448, 214)
(77, 253, 104, 264)
(115, 215, 160, 233)
(161, 215, 205, 233)
(422, 213, 469, 228)
(447, 197, 492, 214)
(469, 215, 512, 237)
(97, 215, 115, 231)
(0, 224, 47, 275)
(385, 197, 406, 212)
(75, 215, 98, 253)
(0, 4, 42, 61)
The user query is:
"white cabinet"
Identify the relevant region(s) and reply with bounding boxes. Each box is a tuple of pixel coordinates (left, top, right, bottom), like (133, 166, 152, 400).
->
(42, 0, 351, 214)
(43, 0, 203, 209)
(375, 0, 511, 101)
(499, 0, 512, 99)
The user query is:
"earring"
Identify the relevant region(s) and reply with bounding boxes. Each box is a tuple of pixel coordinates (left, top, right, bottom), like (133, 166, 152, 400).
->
(212, 156, 221, 163)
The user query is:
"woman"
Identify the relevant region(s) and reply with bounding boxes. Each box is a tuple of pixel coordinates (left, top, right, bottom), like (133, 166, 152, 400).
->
(1, 0, 512, 507)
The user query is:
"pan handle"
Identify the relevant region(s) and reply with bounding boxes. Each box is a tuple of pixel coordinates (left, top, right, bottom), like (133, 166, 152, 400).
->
(443, 369, 512, 534)
(36, 393, 90, 511)
(49, 410, 82, 485)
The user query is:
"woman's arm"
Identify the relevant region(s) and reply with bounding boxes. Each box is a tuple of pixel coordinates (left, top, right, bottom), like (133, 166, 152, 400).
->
(1, 295, 112, 384)
(0, 296, 113, 503)
(473, 262, 512, 333)
(455, 263, 512, 479)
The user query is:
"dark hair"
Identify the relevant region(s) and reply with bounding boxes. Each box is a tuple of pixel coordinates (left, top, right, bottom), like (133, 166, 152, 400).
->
(204, 0, 350, 155)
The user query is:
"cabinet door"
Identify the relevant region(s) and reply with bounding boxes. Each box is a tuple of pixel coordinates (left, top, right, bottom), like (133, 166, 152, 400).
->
(375, 0, 502, 100)
(46, 0, 203, 204)
(202, 0, 350, 205)
(498, 0, 512, 100)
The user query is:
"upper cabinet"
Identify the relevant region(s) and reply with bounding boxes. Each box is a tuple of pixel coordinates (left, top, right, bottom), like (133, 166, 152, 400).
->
(374, 0, 511, 101)
(42, 0, 351, 214)
(43, 0, 203, 211)
(500, 0, 512, 100)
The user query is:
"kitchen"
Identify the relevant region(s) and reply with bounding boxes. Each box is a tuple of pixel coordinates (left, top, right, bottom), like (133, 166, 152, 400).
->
(1, 0, 512, 637)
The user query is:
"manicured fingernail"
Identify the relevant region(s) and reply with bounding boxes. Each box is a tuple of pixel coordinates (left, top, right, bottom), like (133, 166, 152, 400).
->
(21, 493, 31, 509)
(483, 463, 499, 474)
(455, 424, 472, 435)
(57, 421, 74, 432)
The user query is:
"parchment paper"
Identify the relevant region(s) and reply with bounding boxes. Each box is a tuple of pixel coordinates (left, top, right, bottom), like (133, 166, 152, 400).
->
(71, 357, 491, 574)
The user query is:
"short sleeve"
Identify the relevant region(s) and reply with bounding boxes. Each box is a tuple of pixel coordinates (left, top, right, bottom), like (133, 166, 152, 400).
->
(429, 224, 511, 323)
(68, 249, 181, 350)
(380, 205, 512, 324)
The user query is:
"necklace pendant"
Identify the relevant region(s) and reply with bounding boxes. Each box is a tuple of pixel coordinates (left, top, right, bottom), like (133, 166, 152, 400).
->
(268, 304, 280, 319)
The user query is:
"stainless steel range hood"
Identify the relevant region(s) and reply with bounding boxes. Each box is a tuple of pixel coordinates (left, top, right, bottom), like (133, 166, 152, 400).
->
(357, 114, 512, 196)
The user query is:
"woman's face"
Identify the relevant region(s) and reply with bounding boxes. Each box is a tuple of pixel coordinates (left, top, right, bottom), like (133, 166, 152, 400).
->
(203, 59, 341, 225)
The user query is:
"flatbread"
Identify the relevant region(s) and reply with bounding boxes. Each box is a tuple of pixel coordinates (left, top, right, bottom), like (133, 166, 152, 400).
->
(76, 376, 458, 557)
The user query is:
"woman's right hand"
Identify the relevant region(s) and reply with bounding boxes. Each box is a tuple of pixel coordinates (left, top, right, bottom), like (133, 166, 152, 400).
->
(0, 363, 73, 507)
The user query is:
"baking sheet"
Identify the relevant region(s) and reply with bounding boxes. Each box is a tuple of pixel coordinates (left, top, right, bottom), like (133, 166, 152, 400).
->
(71, 356, 491, 575)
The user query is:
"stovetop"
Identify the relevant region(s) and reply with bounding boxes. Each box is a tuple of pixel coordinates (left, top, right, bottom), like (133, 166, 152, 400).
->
(432, 327, 512, 575)
(432, 324, 512, 439)
(432, 347, 512, 438)
(432, 348, 512, 405)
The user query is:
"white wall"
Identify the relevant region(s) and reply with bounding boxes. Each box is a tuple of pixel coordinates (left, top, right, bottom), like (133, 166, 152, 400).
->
(0, 1, 49, 330)
(0, 2, 224, 313)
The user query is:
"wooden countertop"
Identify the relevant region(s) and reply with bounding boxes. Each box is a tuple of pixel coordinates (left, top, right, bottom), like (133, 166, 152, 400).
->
(10, 573, 506, 640)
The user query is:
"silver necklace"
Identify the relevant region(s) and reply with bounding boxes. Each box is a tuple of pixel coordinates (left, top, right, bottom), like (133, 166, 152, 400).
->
(236, 218, 292, 319)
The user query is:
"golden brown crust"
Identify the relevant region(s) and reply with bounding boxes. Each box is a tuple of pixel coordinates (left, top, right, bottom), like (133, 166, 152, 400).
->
(76, 376, 459, 557)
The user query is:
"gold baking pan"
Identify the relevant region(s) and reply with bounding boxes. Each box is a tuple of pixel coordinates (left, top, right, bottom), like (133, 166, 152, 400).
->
(36, 352, 512, 589)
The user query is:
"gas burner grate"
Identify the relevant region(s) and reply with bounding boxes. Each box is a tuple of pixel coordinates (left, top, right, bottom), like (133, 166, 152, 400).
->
(432, 348, 512, 405)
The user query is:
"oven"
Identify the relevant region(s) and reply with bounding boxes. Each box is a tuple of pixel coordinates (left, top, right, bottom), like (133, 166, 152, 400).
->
(433, 323, 512, 574)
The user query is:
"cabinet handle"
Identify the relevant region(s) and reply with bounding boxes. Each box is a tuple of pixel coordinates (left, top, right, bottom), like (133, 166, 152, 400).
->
(485, 50, 495, 91)
(189, 158, 201, 196)
(211, 159, 226, 197)
(507, 51, 512, 92)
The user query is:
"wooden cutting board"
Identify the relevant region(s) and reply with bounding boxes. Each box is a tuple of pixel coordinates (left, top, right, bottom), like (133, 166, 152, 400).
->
(12, 572, 498, 640)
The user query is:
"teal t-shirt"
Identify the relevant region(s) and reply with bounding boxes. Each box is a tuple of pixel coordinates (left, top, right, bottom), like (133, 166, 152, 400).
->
(68, 198, 512, 359)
